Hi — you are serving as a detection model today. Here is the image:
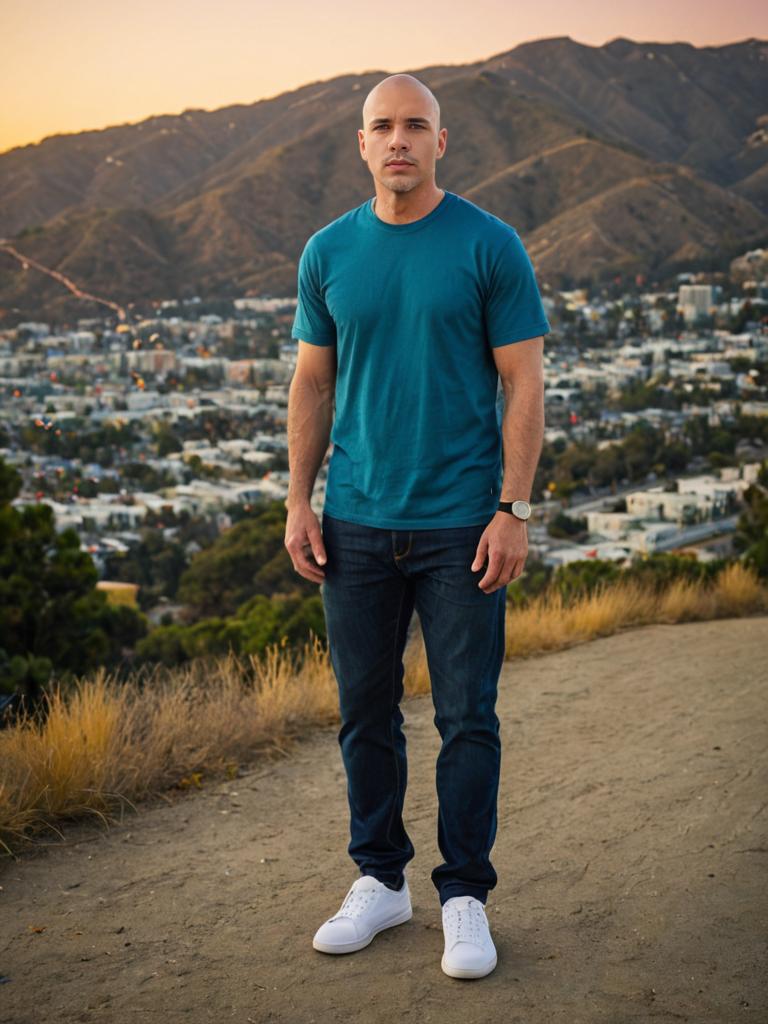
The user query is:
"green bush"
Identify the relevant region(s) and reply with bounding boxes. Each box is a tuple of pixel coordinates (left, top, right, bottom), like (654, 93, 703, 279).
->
(551, 559, 621, 602)
(623, 551, 728, 592)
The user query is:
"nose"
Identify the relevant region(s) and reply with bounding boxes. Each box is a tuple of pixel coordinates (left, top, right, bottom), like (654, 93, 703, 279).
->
(389, 124, 410, 153)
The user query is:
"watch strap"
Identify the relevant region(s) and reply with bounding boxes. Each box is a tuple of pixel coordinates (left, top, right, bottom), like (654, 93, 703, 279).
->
(498, 500, 531, 520)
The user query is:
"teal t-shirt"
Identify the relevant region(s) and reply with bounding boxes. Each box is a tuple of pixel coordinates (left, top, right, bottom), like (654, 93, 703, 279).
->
(291, 190, 551, 529)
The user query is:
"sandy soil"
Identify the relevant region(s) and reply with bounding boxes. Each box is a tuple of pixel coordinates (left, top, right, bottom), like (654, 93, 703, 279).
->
(1, 616, 767, 1024)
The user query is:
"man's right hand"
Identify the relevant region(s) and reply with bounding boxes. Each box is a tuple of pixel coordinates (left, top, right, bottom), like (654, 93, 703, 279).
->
(285, 503, 328, 584)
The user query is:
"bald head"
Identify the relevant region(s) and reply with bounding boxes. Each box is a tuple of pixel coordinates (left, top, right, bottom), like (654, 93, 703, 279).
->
(357, 73, 447, 199)
(362, 74, 440, 132)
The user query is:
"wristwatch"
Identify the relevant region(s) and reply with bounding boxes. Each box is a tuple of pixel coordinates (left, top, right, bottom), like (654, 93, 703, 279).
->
(498, 499, 531, 521)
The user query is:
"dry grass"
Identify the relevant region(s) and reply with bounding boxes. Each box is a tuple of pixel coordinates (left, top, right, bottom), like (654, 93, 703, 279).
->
(0, 635, 338, 856)
(1, 561, 766, 856)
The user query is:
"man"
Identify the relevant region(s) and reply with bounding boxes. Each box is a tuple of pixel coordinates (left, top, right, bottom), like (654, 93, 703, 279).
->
(285, 73, 550, 980)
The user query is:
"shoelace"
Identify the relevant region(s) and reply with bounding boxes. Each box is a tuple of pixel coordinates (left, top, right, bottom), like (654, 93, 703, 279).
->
(330, 884, 380, 921)
(443, 899, 488, 947)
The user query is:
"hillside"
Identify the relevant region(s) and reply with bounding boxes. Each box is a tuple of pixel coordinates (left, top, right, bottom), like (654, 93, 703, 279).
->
(0, 36, 767, 324)
(1, 616, 765, 1021)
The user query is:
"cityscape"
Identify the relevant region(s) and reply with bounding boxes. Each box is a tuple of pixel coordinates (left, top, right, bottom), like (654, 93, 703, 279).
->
(2, 259, 766, 622)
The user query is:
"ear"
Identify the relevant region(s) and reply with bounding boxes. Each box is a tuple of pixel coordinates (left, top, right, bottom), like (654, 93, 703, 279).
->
(357, 129, 367, 162)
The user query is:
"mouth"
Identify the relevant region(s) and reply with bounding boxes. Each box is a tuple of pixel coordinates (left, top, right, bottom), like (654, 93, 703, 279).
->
(386, 161, 414, 168)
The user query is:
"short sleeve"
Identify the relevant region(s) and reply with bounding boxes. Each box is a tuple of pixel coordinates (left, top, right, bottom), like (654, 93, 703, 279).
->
(484, 231, 551, 347)
(290, 239, 337, 347)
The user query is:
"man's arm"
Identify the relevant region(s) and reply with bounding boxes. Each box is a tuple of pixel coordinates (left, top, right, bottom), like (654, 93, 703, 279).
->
(284, 339, 337, 582)
(491, 335, 545, 502)
(286, 340, 336, 507)
(472, 335, 545, 594)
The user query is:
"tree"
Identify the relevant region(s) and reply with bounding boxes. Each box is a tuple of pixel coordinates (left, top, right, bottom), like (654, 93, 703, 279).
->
(0, 458, 147, 708)
(733, 461, 768, 579)
(547, 512, 587, 539)
(155, 424, 183, 457)
(177, 500, 315, 618)
(135, 592, 326, 667)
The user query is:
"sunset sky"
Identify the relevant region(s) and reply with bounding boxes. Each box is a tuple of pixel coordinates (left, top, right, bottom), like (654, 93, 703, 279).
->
(2, 0, 766, 154)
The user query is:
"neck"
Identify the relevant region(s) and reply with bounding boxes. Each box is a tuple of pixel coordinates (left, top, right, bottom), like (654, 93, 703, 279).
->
(372, 184, 445, 225)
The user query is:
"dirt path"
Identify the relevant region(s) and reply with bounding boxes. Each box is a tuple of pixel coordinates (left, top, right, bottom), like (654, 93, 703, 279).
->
(2, 617, 767, 1024)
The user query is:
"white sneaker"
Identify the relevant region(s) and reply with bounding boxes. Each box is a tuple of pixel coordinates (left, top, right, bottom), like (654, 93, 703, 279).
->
(312, 874, 412, 954)
(441, 895, 498, 979)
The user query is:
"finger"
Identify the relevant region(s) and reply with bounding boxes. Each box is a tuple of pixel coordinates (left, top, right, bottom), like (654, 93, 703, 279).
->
(305, 519, 327, 565)
(502, 566, 517, 588)
(471, 535, 488, 572)
(477, 554, 505, 591)
(483, 557, 520, 598)
(296, 563, 325, 584)
(298, 543, 325, 581)
(487, 565, 518, 598)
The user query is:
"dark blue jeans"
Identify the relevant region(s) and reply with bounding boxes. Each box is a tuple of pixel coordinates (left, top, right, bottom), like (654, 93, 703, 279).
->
(319, 510, 506, 907)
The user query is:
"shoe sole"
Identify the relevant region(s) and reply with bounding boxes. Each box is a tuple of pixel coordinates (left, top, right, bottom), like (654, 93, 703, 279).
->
(312, 904, 413, 954)
(440, 951, 498, 979)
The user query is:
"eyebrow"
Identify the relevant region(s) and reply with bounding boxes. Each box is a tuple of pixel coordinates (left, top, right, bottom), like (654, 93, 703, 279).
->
(368, 116, 432, 127)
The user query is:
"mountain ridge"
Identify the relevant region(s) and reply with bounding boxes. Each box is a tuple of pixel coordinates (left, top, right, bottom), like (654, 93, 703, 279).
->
(1, 36, 766, 324)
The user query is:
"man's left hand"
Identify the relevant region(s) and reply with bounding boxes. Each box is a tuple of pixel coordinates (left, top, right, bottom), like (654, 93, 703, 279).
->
(471, 511, 528, 593)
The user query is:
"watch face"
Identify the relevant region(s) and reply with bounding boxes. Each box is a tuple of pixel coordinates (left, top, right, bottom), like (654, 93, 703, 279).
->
(511, 500, 531, 520)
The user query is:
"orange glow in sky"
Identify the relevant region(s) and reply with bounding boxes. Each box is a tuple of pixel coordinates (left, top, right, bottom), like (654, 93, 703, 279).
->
(1, 0, 765, 154)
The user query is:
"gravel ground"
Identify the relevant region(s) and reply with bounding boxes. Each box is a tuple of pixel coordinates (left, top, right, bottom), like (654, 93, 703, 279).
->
(1, 616, 767, 1024)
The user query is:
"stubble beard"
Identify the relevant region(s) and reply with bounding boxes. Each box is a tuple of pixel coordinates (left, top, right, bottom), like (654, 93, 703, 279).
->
(380, 167, 423, 194)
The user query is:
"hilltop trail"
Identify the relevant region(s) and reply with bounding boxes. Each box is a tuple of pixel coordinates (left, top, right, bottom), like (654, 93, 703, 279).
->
(2, 617, 767, 1023)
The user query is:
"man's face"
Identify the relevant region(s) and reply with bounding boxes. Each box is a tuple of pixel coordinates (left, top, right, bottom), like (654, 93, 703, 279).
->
(358, 84, 447, 195)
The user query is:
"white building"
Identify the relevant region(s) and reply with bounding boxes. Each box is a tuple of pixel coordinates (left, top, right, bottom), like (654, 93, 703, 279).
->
(678, 284, 717, 324)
